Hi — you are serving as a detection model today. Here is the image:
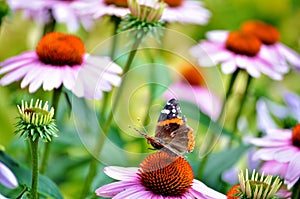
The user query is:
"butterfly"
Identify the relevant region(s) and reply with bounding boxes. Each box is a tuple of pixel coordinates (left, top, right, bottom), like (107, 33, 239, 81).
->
(136, 98, 195, 157)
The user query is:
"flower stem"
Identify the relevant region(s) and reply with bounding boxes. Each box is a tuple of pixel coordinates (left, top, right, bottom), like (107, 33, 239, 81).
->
(43, 10, 56, 35)
(292, 179, 300, 199)
(231, 73, 252, 136)
(197, 69, 239, 179)
(30, 137, 39, 199)
(80, 31, 145, 198)
(217, 69, 240, 122)
(40, 87, 62, 174)
(99, 16, 121, 125)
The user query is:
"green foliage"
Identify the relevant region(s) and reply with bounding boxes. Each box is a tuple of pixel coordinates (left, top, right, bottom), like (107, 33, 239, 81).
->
(0, 151, 63, 199)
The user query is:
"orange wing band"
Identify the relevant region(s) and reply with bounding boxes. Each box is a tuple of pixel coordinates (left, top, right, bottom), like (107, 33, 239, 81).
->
(156, 118, 183, 126)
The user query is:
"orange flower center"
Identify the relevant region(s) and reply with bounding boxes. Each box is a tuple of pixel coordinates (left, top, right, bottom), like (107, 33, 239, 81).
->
(36, 32, 85, 66)
(105, 0, 183, 7)
(227, 184, 242, 199)
(180, 64, 205, 86)
(138, 152, 194, 196)
(225, 31, 262, 57)
(292, 123, 300, 147)
(104, 0, 128, 7)
(164, 0, 183, 7)
(241, 20, 280, 45)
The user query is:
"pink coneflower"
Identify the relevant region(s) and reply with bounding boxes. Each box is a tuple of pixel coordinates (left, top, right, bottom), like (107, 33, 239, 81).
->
(96, 152, 226, 199)
(250, 125, 300, 189)
(190, 30, 288, 80)
(93, 0, 210, 25)
(241, 20, 300, 71)
(161, 0, 210, 25)
(0, 32, 122, 99)
(7, 0, 95, 32)
(164, 63, 221, 120)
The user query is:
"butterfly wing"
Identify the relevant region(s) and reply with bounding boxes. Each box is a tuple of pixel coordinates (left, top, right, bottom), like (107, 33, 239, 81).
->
(154, 99, 195, 155)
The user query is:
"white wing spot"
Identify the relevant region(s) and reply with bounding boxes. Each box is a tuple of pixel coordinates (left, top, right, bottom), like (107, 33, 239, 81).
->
(161, 109, 170, 114)
(172, 108, 176, 113)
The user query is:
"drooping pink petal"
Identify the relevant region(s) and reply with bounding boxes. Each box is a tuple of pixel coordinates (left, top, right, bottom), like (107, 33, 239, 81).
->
(161, 1, 211, 25)
(220, 59, 237, 74)
(190, 179, 227, 199)
(277, 43, 300, 70)
(260, 161, 288, 178)
(0, 64, 31, 85)
(0, 162, 18, 188)
(95, 181, 139, 197)
(285, 153, 300, 189)
(104, 166, 139, 181)
(206, 31, 228, 43)
(113, 187, 152, 199)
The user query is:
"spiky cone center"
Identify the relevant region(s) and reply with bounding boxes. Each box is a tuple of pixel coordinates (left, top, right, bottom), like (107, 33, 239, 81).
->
(241, 20, 280, 45)
(105, 0, 182, 7)
(292, 123, 300, 147)
(225, 31, 262, 57)
(128, 0, 166, 23)
(180, 64, 205, 86)
(227, 184, 243, 199)
(138, 152, 194, 196)
(36, 32, 85, 66)
(238, 169, 282, 199)
(16, 99, 58, 142)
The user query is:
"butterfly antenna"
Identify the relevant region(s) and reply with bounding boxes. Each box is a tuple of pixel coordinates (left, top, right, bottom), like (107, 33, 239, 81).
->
(128, 124, 147, 137)
(136, 117, 150, 135)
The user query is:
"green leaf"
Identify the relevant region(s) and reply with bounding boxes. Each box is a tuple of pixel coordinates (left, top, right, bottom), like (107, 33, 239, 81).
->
(148, 63, 172, 101)
(0, 151, 63, 199)
(180, 100, 238, 140)
(197, 144, 250, 191)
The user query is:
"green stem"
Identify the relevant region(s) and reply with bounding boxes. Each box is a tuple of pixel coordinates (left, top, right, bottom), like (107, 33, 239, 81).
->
(40, 87, 62, 174)
(231, 73, 252, 136)
(30, 137, 39, 199)
(292, 179, 300, 199)
(142, 49, 156, 127)
(217, 69, 240, 122)
(197, 70, 240, 179)
(109, 16, 121, 60)
(80, 31, 145, 198)
(43, 9, 56, 35)
(99, 16, 121, 125)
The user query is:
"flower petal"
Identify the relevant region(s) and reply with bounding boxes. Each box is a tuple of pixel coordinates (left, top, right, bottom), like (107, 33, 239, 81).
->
(285, 153, 300, 189)
(104, 166, 139, 181)
(190, 179, 227, 199)
(113, 187, 151, 199)
(206, 31, 229, 42)
(95, 181, 138, 197)
(0, 162, 18, 188)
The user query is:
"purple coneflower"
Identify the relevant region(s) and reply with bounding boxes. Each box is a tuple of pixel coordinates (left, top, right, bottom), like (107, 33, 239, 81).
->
(190, 30, 288, 80)
(0, 32, 122, 99)
(96, 152, 226, 199)
(251, 125, 300, 189)
(7, 0, 96, 32)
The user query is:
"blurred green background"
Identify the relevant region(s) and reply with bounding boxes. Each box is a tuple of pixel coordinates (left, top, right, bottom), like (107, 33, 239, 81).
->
(1, 0, 300, 198)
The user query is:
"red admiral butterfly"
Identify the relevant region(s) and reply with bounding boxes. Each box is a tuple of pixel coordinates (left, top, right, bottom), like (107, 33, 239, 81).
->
(136, 98, 195, 156)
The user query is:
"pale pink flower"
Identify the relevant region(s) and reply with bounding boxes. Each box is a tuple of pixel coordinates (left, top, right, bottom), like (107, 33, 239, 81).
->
(241, 20, 300, 71)
(0, 32, 122, 99)
(250, 127, 300, 189)
(7, 0, 96, 32)
(93, 0, 210, 25)
(190, 30, 289, 80)
(96, 152, 226, 199)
